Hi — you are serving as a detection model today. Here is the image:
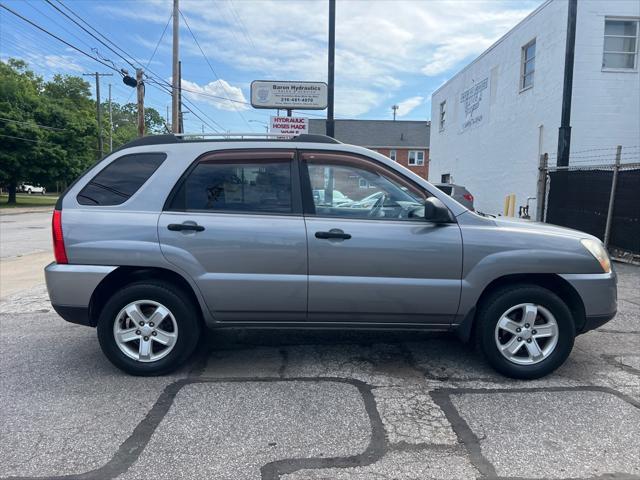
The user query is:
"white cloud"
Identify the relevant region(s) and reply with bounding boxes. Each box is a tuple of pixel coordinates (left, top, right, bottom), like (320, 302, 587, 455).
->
(106, 0, 537, 117)
(44, 55, 84, 73)
(396, 96, 424, 117)
(181, 78, 249, 111)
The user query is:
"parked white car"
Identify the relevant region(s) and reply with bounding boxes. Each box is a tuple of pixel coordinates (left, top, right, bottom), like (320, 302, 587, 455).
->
(19, 183, 46, 195)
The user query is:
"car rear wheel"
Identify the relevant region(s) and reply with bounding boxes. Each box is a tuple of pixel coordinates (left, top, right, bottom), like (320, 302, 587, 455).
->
(97, 281, 201, 376)
(476, 285, 575, 379)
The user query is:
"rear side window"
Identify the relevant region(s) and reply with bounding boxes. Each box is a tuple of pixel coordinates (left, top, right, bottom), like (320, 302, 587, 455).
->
(168, 156, 293, 214)
(77, 153, 166, 206)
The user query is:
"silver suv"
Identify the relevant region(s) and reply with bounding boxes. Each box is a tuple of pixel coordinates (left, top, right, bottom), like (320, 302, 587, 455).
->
(45, 134, 617, 378)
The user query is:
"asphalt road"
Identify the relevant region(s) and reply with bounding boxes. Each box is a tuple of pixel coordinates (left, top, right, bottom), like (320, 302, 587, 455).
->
(0, 209, 54, 300)
(0, 209, 53, 259)
(0, 211, 639, 480)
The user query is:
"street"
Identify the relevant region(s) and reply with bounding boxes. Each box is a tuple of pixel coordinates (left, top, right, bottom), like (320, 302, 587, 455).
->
(1, 211, 639, 480)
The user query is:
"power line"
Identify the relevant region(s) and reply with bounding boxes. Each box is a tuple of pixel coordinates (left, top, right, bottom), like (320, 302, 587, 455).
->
(125, 12, 173, 103)
(49, 0, 138, 69)
(0, 117, 67, 132)
(45, 2, 218, 132)
(226, 0, 256, 50)
(26, 0, 100, 53)
(40, 3, 232, 133)
(0, 133, 100, 151)
(145, 13, 173, 71)
(145, 81, 223, 132)
(0, 3, 121, 74)
(179, 8, 251, 130)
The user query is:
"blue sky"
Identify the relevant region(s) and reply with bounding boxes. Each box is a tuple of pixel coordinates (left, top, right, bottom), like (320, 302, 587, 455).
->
(2, 0, 541, 134)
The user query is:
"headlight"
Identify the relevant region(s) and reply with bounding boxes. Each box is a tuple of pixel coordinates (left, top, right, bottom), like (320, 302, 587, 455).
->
(580, 238, 611, 273)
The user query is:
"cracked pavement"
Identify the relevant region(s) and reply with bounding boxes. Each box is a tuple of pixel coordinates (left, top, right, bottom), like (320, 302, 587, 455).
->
(1, 213, 639, 479)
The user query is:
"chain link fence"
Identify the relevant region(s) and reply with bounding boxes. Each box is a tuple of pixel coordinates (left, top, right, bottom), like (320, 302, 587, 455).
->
(540, 145, 640, 263)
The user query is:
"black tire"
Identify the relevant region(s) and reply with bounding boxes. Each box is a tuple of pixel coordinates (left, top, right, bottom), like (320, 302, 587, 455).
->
(27, 189, 32, 194)
(97, 281, 201, 376)
(476, 284, 575, 380)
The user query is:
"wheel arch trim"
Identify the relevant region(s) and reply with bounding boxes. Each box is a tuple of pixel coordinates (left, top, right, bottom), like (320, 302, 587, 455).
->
(454, 273, 586, 343)
(89, 265, 213, 327)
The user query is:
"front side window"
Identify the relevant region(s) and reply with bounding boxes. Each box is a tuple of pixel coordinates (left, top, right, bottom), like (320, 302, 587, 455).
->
(77, 153, 166, 206)
(521, 39, 536, 90)
(603, 19, 638, 69)
(408, 150, 425, 166)
(169, 154, 292, 214)
(304, 153, 426, 221)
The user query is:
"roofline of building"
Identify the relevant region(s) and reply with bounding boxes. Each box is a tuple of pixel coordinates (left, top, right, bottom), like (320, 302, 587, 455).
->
(431, 0, 554, 97)
(365, 145, 429, 149)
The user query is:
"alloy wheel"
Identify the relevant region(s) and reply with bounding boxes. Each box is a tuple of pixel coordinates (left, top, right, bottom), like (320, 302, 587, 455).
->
(494, 303, 559, 365)
(113, 300, 178, 363)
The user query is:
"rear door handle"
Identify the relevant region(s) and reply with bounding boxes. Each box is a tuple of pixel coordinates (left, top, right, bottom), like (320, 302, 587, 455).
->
(315, 229, 351, 240)
(168, 223, 205, 232)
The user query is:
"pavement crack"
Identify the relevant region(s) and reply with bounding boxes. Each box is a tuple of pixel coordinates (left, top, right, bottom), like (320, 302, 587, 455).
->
(430, 389, 499, 479)
(260, 377, 387, 480)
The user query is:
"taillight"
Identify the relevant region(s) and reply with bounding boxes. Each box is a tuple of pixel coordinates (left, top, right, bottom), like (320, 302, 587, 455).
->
(52, 209, 68, 264)
(463, 193, 474, 202)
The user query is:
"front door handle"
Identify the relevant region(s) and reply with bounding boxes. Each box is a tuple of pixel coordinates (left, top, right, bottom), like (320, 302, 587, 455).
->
(315, 229, 351, 240)
(168, 223, 205, 232)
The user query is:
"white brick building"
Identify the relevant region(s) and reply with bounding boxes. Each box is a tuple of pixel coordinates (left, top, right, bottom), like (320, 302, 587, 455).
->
(429, 0, 640, 215)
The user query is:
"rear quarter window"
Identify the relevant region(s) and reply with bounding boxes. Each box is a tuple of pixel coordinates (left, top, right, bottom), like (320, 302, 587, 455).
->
(77, 153, 166, 206)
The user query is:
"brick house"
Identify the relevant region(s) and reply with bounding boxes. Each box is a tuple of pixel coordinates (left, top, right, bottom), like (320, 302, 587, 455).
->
(308, 119, 431, 179)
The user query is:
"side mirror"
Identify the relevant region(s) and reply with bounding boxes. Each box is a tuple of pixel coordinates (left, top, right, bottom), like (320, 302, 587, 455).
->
(424, 197, 452, 223)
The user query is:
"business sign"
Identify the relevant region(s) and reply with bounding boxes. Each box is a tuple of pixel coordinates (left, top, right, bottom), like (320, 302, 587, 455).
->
(270, 116, 308, 137)
(251, 80, 328, 110)
(459, 77, 490, 133)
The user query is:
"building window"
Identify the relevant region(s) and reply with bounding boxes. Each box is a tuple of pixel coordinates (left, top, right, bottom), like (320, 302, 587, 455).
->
(408, 150, 425, 166)
(389, 149, 397, 161)
(521, 39, 536, 90)
(603, 19, 638, 70)
(439, 101, 446, 131)
(441, 173, 451, 184)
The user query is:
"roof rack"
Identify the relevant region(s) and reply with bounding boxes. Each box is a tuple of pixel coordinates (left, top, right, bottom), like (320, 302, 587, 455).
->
(175, 132, 288, 139)
(175, 132, 340, 143)
(118, 132, 340, 150)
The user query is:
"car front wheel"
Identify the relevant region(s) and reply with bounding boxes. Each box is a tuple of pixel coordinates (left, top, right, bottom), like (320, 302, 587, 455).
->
(97, 281, 201, 376)
(476, 285, 575, 379)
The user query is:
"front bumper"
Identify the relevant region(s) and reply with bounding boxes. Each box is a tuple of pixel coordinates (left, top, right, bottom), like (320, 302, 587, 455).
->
(560, 270, 617, 333)
(45, 262, 116, 327)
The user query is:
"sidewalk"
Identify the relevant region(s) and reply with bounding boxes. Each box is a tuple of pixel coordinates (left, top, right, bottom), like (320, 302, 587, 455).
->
(0, 206, 54, 216)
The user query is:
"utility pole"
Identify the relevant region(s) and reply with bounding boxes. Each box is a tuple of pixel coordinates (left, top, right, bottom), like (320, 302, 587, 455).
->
(326, 0, 335, 138)
(84, 72, 113, 158)
(108, 83, 113, 152)
(392, 104, 399, 121)
(178, 60, 183, 133)
(136, 68, 145, 137)
(172, 0, 180, 133)
(557, 0, 577, 167)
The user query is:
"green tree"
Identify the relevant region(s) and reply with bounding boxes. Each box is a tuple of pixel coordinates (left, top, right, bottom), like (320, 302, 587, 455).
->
(109, 102, 167, 150)
(0, 59, 166, 204)
(0, 60, 97, 203)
